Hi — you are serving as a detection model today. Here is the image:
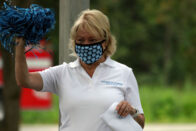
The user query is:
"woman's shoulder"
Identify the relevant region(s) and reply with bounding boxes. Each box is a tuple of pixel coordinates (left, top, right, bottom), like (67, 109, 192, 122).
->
(109, 58, 132, 72)
(46, 62, 68, 72)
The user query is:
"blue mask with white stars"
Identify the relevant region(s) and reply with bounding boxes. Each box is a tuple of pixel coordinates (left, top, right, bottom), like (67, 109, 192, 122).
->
(75, 40, 106, 65)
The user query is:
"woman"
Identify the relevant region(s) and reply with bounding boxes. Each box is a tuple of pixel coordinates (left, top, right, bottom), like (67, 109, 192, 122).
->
(15, 9, 145, 131)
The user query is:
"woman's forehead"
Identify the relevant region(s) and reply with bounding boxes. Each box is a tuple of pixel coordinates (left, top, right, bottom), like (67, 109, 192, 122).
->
(76, 28, 100, 39)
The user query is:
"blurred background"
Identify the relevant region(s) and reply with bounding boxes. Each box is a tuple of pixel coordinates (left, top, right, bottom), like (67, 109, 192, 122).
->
(0, 0, 196, 131)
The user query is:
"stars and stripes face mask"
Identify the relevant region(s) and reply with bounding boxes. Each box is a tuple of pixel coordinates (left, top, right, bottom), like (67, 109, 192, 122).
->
(75, 40, 106, 65)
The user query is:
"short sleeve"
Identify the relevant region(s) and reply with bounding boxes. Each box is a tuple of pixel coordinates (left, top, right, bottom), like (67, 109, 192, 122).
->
(125, 69, 144, 114)
(39, 64, 65, 95)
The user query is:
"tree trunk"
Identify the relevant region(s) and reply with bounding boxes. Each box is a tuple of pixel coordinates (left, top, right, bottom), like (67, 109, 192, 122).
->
(0, 45, 21, 131)
(163, 23, 172, 85)
(0, 1, 33, 130)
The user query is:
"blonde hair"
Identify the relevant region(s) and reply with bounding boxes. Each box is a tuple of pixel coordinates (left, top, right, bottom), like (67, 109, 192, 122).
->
(69, 9, 116, 57)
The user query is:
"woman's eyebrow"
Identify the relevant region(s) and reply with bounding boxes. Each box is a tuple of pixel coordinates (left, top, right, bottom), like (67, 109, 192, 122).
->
(76, 36, 83, 39)
(88, 36, 97, 39)
(76, 36, 97, 39)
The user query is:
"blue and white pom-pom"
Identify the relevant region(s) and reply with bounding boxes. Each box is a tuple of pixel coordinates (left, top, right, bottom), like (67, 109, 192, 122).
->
(0, 2, 56, 53)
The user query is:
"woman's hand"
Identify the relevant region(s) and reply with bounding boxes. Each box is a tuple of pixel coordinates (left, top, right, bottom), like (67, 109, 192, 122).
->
(15, 37, 25, 46)
(115, 100, 136, 117)
(115, 100, 145, 128)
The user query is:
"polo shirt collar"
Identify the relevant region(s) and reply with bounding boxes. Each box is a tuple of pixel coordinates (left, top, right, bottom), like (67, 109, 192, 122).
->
(69, 56, 115, 68)
(69, 58, 80, 68)
(101, 56, 115, 67)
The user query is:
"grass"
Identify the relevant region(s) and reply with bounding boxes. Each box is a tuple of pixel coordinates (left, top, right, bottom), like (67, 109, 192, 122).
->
(21, 85, 196, 124)
(140, 85, 196, 123)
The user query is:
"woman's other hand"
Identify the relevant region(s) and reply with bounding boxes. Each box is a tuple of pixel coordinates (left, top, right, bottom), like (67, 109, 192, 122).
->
(115, 101, 136, 117)
(115, 100, 145, 128)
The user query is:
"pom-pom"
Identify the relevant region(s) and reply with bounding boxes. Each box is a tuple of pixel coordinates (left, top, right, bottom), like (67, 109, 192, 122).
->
(0, 2, 56, 53)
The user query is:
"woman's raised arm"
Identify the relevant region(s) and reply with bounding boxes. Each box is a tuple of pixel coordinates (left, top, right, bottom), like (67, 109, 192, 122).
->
(15, 37, 43, 91)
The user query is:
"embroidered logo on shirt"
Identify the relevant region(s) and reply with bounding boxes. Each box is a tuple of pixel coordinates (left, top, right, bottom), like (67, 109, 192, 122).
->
(101, 80, 123, 86)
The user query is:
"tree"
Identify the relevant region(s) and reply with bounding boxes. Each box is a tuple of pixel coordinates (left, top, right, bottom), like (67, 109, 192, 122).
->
(0, 45, 20, 131)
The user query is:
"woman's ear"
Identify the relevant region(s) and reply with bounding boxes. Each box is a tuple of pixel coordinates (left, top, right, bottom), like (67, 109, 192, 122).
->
(102, 41, 107, 50)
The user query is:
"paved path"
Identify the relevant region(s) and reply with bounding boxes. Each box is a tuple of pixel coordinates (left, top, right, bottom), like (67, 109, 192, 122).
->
(20, 124, 57, 131)
(20, 124, 196, 131)
(144, 124, 196, 131)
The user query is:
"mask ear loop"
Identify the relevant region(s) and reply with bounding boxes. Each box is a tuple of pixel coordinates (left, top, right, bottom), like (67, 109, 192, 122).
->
(101, 40, 107, 54)
(102, 30, 107, 53)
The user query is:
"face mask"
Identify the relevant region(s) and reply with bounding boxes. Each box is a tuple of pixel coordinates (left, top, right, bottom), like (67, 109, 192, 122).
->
(75, 40, 106, 64)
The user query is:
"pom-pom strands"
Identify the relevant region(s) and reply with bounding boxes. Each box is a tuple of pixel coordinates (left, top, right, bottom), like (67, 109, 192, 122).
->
(0, 2, 56, 53)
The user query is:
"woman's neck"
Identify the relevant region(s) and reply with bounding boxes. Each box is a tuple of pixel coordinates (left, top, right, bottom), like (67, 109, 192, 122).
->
(80, 55, 107, 77)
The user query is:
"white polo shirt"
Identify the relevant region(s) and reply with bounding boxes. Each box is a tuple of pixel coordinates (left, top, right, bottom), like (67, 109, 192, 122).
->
(39, 57, 144, 131)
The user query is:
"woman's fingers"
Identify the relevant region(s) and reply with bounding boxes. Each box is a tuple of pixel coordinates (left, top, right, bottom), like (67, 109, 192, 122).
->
(15, 37, 25, 46)
(121, 106, 130, 117)
(118, 102, 127, 116)
(116, 101, 131, 117)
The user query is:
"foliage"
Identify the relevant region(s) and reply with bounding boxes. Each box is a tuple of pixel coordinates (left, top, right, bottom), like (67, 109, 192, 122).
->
(140, 85, 196, 123)
(91, 0, 196, 85)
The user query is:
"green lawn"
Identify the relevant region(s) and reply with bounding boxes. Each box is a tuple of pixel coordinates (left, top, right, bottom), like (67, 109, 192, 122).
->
(140, 85, 196, 123)
(21, 85, 196, 124)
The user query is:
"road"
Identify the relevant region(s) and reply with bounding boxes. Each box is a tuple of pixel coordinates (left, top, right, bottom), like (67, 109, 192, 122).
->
(20, 124, 196, 131)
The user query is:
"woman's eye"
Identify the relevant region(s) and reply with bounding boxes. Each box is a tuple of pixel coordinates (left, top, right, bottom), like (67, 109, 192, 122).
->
(90, 39, 97, 42)
(76, 39, 83, 43)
